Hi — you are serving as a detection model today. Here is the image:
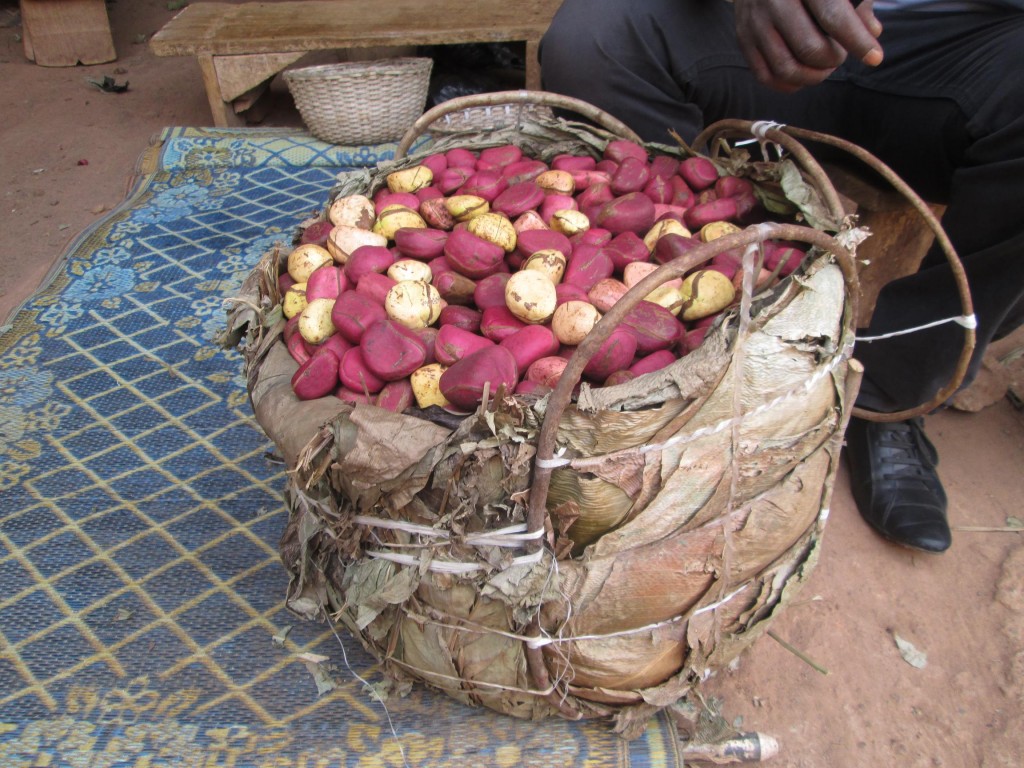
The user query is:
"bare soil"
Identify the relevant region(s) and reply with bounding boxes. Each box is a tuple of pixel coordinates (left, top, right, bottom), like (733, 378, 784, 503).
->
(2, 2, 1022, 766)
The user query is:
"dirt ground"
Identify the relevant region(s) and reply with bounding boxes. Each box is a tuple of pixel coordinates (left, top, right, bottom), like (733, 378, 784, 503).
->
(2, 2, 1022, 766)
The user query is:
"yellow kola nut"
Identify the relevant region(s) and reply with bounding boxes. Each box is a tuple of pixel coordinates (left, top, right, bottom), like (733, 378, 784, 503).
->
(523, 248, 566, 284)
(298, 298, 337, 344)
(287, 243, 333, 283)
(535, 169, 575, 196)
(549, 209, 590, 237)
(373, 205, 426, 241)
(327, 225, 387, 264)
(388, 259, 433, 283)
(282, 282, 308, 319)
(643, 218, 691, 251)
(386, 165, 433, 193)
(700, 220, 742, 242)
(445, 194, 489, 222)
(680, 269, 737, 321)
(466, 212, 517, 252)
(410, 363, 449, 409)
(505, 269, 557, 324)
(384, 280, 443, 329)
(645, 283, 684, 315)
(551, 300, 601, 345)
(328, 194, 376, 229)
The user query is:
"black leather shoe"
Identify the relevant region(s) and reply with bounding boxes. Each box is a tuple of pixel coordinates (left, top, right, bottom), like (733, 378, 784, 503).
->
(843, 416, 951, 553)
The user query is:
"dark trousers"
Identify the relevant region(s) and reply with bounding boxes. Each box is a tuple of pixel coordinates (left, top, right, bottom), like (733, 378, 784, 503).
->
(541, 0, 1024, 413)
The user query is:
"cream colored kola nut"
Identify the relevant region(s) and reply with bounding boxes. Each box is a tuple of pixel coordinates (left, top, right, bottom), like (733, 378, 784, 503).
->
(445, 194, 489, 222)
(373, 205, 426, 241)
(523, 248, 567, 284)
(327, 225, 387, 264)
(385, 280, 443, 329)
(466, 212, 517, 252)
(505, 269, 557, 323)
(643, 218, 691, 251)
(700, 220, 742, 242)
(410, 363, 449, 409)
(282, 282, 308, 319)
(297, 297, 337, 344)
(623, 261, 682, 290)
(386, 165, 433, 194)
(388, 259, 433, 283)
(328, 194, 376, 229)
(535, 169, 575, 196)
(680, 269, 737, 320)
(550, 209, 590, 237)
(287, 243, 333, 283)
(551, 300, 601, 345)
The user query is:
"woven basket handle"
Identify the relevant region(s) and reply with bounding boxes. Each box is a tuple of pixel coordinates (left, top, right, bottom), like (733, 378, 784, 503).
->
(693, 119, 976, 423)
(395, 90, 644, 158)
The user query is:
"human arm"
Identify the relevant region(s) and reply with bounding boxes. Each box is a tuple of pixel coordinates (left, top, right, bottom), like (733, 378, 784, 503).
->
(733, 0, 884, 91)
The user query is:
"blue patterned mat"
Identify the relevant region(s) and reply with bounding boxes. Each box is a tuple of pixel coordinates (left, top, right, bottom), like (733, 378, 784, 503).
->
(0, 127, 683, 767)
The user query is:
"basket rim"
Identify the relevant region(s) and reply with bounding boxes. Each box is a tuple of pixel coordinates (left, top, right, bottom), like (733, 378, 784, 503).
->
(283, 57, 433, 82)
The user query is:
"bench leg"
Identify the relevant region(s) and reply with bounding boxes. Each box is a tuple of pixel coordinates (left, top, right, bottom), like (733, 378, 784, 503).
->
(198, 54, 245, 127)
(525, 40, 542, 91)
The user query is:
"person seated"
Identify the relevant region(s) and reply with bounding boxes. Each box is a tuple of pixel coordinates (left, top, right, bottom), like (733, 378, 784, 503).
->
(540, 0, 1024, 553)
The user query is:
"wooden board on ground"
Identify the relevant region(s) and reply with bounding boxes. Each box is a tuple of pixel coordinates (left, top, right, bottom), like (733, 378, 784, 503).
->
(20, 0, 115, 67)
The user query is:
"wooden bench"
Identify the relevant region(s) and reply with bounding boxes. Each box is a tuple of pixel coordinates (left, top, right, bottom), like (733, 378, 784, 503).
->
(149, 0, 564, 128)
(20, 0, 116, 67)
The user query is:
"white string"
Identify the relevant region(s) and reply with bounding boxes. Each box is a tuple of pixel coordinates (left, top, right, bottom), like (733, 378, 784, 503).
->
(751, 120, 787, 139)
(856, 313, 977, 342)
(366, 548, 544, 574)
(353, 516, 544, 547)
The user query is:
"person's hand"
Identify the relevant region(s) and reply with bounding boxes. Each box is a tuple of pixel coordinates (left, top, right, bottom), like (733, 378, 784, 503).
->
(734, 0, 883, 92)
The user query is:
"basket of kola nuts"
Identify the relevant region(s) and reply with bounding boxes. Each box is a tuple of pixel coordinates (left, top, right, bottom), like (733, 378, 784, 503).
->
(223, 91, 971, 738)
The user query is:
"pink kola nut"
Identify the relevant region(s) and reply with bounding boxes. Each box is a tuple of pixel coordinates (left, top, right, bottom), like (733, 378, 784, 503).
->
(479, 144, 523, 168)
(445, 147, 478, 168)
(286, 323, 311, 365)
(492, 181, 546, 218)
(573, 227, 613, 247)
(714, 175, 754, 199)
(603, 139, 649, 164)
(539, 194, 578, 223)
(428, 256, 453, 280)
(594, 192, 656, 235)
(552, 154, 597, 172)
(650, 154, 681, 180)
(576, 181, 615, 212)
(501, 159, 548, 185)
(669, 175, 696, 208)
(764, 240, 808, 275)
(361, 320, 428, 382)
(320, 333, 353, 359)
(290, 346, 340, 401)
(587, 278, 629, 312)
(643, 174, 674, 205)
(443, 228, 507, 279)
(305, 265, 347, 301)
(629, 348, 678, 377)
(526, 355, 570, 388)
(563, 244, 615, 292)
(653, 232, 704, 266)
(499, 324, 561, 372)
(374, 191, 420, 216)
(603, 230, 650, 272)
(679, 156, 720, 190)
(415, 186, 444, 203)
(355, 271, 397, 305)
(684, 197, 739, 229)
(603, 370, 637, 386)
(278, 272, 296, 296)
(458, 170, 509, 202)
(595, 158, 619, 175)
(300, 219, 335, 248)
(515, 379, 553, 396)
(375, 379, 414, 413)
(654, 204, 690, 224)
(610, 156, 652, 195)
(331, 290, 387, 343)
(582, 327, 638, 382)
(681, 325, 710, 354)
(437, 166, 474, 195)
(419, 153, 448, 175)
(439, 345, 519, 410)
(438, 304, 483, 333)
(414, 326, 439, 365)
(434, 324, 496, 366)
(419, 197, 456, 230)
(344, 245, 394, 285)
(394, 227, 448, 260)
(432, 270, 477, 305)
(339, 346, 386, 394)
(569, 169, 612, 190)
(556, 282, 591, 305)
(479, 305, 528, 342)
(473, 272, 513, 310)
(514, 228, 572, 261)
(621, 301, 685, 354)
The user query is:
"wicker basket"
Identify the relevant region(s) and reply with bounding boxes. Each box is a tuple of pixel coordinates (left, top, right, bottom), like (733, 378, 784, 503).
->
(428, 101, 555, 134)
(284, 57, 433, 145)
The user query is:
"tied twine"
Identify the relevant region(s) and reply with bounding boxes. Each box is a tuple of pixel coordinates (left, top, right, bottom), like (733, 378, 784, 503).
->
(856, 313, 977, 342)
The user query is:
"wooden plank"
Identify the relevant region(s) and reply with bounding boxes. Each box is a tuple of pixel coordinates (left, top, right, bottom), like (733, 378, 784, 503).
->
(20, 0, 115, 67)
(198, 54, 244, 128)
(213, 51, 305, 102)
(150, 0, 563, 57)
